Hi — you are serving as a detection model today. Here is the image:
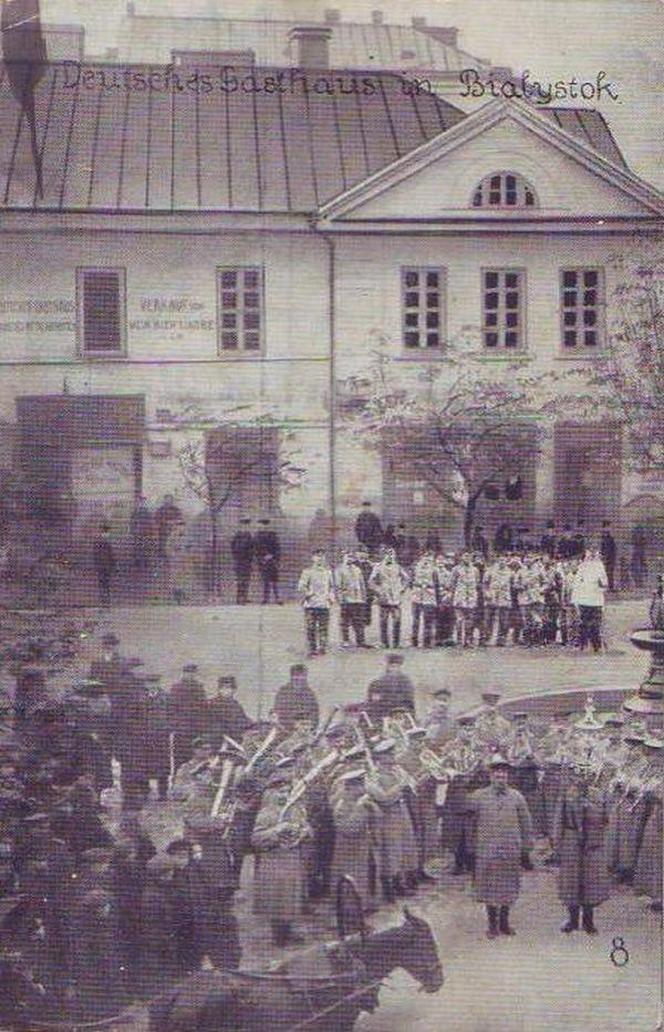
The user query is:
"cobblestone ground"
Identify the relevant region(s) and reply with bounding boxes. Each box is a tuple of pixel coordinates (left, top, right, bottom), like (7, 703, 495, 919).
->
(5, 599, 660, 1030)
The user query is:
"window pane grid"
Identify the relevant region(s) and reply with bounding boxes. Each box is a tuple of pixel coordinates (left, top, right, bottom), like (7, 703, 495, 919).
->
(482, 270, 523, 350)
(473, 173, 537, 208)
(218, 267, 263, 353)
(402, 267, 444, 350)
(560, 268, 602, 350)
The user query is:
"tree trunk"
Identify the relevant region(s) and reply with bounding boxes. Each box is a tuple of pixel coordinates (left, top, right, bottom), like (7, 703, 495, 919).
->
(463, 498, 478, 548)
(209, 511, 220, 596)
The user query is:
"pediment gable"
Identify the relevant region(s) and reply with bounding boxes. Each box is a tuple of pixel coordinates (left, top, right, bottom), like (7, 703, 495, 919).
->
(318, 102, 664, 222)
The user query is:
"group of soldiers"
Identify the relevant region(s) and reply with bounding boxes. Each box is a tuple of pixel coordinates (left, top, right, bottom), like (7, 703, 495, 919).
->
(295, 542, 610, 654)
(1, 628, 661, 1021)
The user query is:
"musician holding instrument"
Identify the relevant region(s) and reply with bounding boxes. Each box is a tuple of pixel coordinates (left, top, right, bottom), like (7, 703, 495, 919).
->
(553, 763, 610, 935)
(395, 723, 438, 882)
(251, 756, 313, 947)
(632, 735, 663, 913)
(365, 738, 419, 902)
(331, 768, 380, 915)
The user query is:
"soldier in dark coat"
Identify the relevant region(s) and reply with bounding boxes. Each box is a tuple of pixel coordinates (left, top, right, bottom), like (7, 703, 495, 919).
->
(145, 675, 172, 802)
(140, 855, 186, 993)
(553, 770, 610, 935)
(355, 501, 383, 557)
(70, 883, 124, 1018)
(92, 524, 116, 606)
(272, 665, 319, 732)
(600, 521, 617, 591)
(230, 518, 254, 605)
(467, 754, 533, 939)
(170, 664, 209, 770)
(207, 677, 253, 749)
(366, 654, 415, 722)
(255, 519, 281, 604)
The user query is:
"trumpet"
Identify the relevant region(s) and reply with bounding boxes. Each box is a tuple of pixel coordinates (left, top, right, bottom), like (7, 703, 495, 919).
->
(419, 745, 451, 782)
(278, 747, 341, 820)
(354, 721, 377, 774)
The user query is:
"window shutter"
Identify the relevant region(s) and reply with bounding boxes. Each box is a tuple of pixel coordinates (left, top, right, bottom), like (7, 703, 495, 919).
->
(82, 270, 122, 352)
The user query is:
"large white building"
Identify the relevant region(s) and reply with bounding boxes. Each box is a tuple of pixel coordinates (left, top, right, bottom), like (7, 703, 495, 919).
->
(0, 32, 662, 591)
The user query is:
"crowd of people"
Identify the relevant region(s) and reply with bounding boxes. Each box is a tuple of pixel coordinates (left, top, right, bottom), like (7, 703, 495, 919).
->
(0, 625, 661, 1025)
(296, 527, 613, 655)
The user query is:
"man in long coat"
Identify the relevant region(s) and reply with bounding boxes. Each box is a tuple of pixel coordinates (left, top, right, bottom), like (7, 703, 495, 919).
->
(230, 518, 254, 605)
(251, 762, 313, 946)
(553, 769, 610, 935)
(365, 738, 419, 901)
(467, 754, 533, 938)
(272, 664, 319, 731)
(170, 664, 209, 770)
(632, 737, 663, 912)
(331, 768, 378, 915)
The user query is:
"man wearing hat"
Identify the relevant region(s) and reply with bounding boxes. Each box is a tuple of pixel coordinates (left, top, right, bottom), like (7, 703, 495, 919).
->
(251, 757, 313, 945)
(397, 725, 438, 881)
(355, 500, 383, 558)
(331, 768, 379, 916)
(207, 676, 253, 749)
(170, 739, 217, 805)
(606, 724, 651, 883)
(273, 665, 320, 732)
(170, 664, 209, 771)
(255, 517, 281, 604)
(553, 764, 610, 935)
(466, 753, 534, 938)
(423, 687, 453, 747)
(297, 550, 335, 656)
(366, 653, 415, 723)
(633, 735, 663, 912)
(335, 552, 369, 649)
(365, 738, 419, 901)
(474, 692, 511, 747)
(230, 517, 254, 605)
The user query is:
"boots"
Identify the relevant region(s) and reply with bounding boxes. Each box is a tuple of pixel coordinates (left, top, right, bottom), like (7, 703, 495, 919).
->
(486, 906, 499, 939)
(582, 906, 598, 935)
(499, 906, 515, 936)
(561, 905, 580, 933)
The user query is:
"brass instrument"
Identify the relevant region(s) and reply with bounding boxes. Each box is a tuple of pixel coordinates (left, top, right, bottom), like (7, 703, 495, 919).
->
(243, 726, 278, 776)
(354, 721, 377, 774)
(311, 704, 342, 747)
(210, 756, 238, 818)
(278, 748, 342, 820)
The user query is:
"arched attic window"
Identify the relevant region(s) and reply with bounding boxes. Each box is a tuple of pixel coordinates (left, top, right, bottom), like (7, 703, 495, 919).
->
(472, 172, 537, 208)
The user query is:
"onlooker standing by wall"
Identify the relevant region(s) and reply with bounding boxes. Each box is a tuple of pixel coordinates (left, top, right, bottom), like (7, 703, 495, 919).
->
(230, 517, 254, 605)
(355, 501, 383, 558)
(130, 496, 154, 573)
(600, 521, 617, 592)
(92, 523, 116, 607)
(411, 549, 437, 648)
(255, 518, 281, 604)
(451, 553, 479, 648)
(297, 550, 335, 656)
(571, 547, 608, 653)
(154, 494, 183, 559)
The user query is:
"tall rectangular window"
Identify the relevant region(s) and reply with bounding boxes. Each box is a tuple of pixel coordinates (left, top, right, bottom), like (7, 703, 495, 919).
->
(217, 266, 264, 355)
(560, 268, 603, 350)
(401, 267, 445, 350)
(482, 269, 525, 350)
(77, 268, 126, 355)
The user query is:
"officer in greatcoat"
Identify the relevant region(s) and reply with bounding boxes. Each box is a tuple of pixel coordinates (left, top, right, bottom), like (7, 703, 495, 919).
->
(365, 738, 419, 901)
(251, 758, 313, 946)
(230, 517, 254, 605)
(553, 765, 610, 935)
(366, 653, 415, 723)
(207, 676, 253, 749)
(170, 664, 209, 770)
(272, 664, 320, 732)
(632, 736, 663, 912)
(466, 753, 534, 939)
(331, 768, 378, 915)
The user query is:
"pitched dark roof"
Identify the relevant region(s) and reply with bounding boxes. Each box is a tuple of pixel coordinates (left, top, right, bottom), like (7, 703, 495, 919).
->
(0, 62, 466, 213)
(538, 107, 627, 169)
(116, 13, 491, 74)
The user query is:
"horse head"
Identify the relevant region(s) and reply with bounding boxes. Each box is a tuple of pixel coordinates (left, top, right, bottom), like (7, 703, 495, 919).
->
(396, 907, 444, 994)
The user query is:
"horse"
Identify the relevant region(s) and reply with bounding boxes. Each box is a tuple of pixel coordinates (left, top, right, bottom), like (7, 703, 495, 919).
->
(149, 906, 444, 1031)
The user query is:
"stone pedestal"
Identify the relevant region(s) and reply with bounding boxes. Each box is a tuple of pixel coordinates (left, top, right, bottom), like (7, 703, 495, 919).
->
(623, 629, 664, 727)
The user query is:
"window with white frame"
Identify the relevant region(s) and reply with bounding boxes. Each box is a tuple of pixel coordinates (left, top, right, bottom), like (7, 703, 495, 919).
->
(217, 267, 264, 354)
(401, 267, 444, 350)
(560, 268, 603, 351)
(472, 172, 537, 208)
(77, 268, 126, 355)
(482, 269, 525, 350)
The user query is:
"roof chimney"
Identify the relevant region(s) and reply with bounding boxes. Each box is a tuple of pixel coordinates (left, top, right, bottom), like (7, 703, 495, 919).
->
(288, 25, 333, 69)
(371, 10, 384, 24)
(412, 16, 427, 28)
(422, 26, 459, 47)
(324, 8, 341, 23)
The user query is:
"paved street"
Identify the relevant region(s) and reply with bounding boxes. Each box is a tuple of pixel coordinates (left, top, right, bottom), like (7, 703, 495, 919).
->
(8, 597, 659, 1031)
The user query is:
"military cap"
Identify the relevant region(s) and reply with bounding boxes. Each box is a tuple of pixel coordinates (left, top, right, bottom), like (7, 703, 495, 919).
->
(325, 722, 347, 739)
(431, 687, 451, 699)
(165, 838, 192, 856)
(488, 752, 511, 769)
(72, 679, 107, 696)
(341, 745, 366, 762)
(126, 657, 144, 669)
(182, 663, 199, 674)
(406, 726, 427, 739)
(511, 712, 529, 722)
(275, 755, 296, 771)
(290, 741, 309, 758)
(481, 691, 501, 705)
(602, 713, 625, 728)
(101, 633, 120, 646)
(373, 738, 397, 756)
(386, 653, 404, 666)
(268, 768, 294, 788)
(456, 714, 476, 727)
(643, 735, 664, 749)
(339, 768, 366, 784)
